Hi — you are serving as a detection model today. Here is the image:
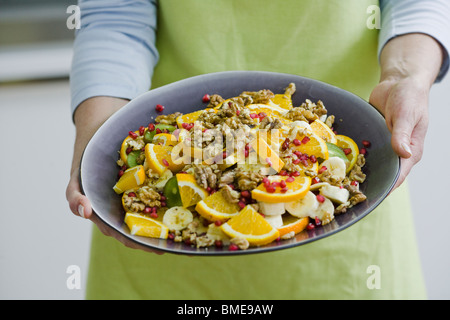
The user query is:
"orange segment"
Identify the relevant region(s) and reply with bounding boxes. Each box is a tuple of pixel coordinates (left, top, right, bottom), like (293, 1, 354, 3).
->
(251, 175, 312, 203)
(119, 130, 142, 165)
(277, 215, 309, 237)
(144, 144, 185, 175)
(249, 133, 285, 174)
(124, 212, 169, 239)
(220, 205, 280, 246)
(271, 94, 293, 110)
(195, 190, 241, 222)
(175, 109, 216, 128)
(292, 131, 329, 161)
(113, 165, 146, 194)
(152, 133, 178, 147)
(336, 135, 360, 173)
(176, 173, 209, 208)
(310, 119, 337, 144)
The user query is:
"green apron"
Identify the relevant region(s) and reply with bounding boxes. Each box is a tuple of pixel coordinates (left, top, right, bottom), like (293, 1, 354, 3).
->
(86, 0, 426, 300)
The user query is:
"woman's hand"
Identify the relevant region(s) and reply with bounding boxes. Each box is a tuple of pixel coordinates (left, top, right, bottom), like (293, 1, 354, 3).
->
(369, 33, 444, 190)
(65, 96, 165, 255)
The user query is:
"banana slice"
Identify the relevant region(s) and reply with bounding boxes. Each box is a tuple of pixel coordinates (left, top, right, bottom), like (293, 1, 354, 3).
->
(285, 191, 319, 218)
(206, 223, 230, 245)
(264, 214, 283, 228)
(162, 206, 193, 231)
(320, 184, 350, 204)
(314, 197, 335, 225)
(320, 157, 347, 181)
(309, 182, 330, 191)
(290, 120, 312, 131)
(258, 201, 285, 216)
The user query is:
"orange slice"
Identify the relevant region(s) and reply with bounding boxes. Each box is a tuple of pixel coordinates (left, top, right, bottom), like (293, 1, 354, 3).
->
(336, 135, 360, 173)
(249, 133, 284, 174)
(251, 175, 312, 203)
(292, 131, 329, 161)
(277, 215, 309, 237)
(124, 212, 169, 239)
(310, 119, 337, 144)
(144, 144, 185, 175)
(220, 205, 280, 246)
(176, 173, 209, 208)
(195, 190, 241, 222)
(271, 94, 293, 110)
(113, 165, 146, 194)
(119, 130, 142, 165)
(152, 133, 178, 147)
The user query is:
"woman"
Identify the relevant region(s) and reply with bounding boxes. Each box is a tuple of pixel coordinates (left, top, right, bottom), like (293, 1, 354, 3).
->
(67, 0, 449, 299)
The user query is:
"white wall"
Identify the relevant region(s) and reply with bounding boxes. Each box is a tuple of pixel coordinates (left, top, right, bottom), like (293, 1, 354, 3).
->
(0, 75, 449, 300)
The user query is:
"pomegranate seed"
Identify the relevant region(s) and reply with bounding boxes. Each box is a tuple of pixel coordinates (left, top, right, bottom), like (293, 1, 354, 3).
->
(148, 123, 155, 131)
(301, 136, 310, 144)
(312, 177, 321, 185)
(128, 192, 136, 198)
(160, 201, 166, 207)
(202, 94, 210, 103)
(360, 148, 367, 155)
(280, 187, 289, 193)
(222, 151, 228, 159)
(160, 195, 166, 201)
(362, 140, 371, 148)
(236, 109, 240, 116)
(250, 113, 258, 119)
(228, 184, 235, 190)
(306, 223, 315, 231)
(290, 171, 300, 177)
(310, 155, 317, 163)
(266, 185, 276, 193)
(238, 201, 246, 209)
(162, 159, 170, 167)
(343, 148, 352, 155)
(126, 147, 132, 155)
(293, 159, 301, 165)
(351, 180, 359, 187)
(314, 216, 322, 226)
(215, 240, 223, 248)
(265, 158, 272, 166)
(286, 176, 295, 183)
(168, 233, 175, 240)
(214, 220, 222, 226)
(155, 104, 164, 112)
(262, 177, 270, 186)
(279, 170, 288, 176)
(244, 149, 249, 158)
(118, 170, 124, 177)
(128, 131, 138, 139)
(182, 123, 188, 129)
(229, 243, 239, 251)
(280, 180, 287, 188)
(144, 207, 152, 213)
(241, 190, 251, 198)
(272, 181, 280, 188)
(150, 212, 158, 219)
(258, 112, 267, 119)
(318, 166, 327, 174)
(139, 126, 146, 136)
(316, 194, 325, 203)
(259, 212, 265, 218)
(293, 139, 301, 146)
(245, 144, 250, 151)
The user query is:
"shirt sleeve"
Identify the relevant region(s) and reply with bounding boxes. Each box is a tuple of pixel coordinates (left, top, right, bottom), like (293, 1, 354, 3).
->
(70, 0, 159, 116)
(379, 0, 450, 82)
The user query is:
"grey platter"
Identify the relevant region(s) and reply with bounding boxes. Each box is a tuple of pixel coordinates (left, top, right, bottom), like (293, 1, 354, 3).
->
(79, 71, 400, 255)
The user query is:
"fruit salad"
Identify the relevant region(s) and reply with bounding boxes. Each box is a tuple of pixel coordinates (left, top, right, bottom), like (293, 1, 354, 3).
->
(113, 84, 369, 251)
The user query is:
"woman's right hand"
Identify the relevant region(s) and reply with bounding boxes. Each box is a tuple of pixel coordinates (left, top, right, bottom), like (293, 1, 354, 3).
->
(65, 96, 165, 255)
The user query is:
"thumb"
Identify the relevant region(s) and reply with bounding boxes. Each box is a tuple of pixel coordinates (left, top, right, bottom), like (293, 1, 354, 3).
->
(390, 116, 414, 159)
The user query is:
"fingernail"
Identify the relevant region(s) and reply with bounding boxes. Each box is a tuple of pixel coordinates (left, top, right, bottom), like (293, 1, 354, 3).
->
(78, 204, 85, 218)
(401, 142, 412, 157)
